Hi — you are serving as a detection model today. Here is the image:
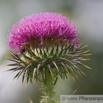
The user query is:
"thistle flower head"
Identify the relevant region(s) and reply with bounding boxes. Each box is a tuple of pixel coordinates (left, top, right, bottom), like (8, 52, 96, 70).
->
(8, 13, 80, 52)
(6, 13, 91, 86)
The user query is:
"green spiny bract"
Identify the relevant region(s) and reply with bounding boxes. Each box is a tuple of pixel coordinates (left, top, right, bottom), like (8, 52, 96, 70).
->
(6, 44, 91, 85)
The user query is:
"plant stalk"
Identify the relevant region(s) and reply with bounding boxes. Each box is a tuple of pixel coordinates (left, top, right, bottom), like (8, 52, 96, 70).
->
(42, 71, 56, 103)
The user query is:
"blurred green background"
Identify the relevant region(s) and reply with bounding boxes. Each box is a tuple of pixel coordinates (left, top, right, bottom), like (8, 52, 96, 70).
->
(0, 0, 103, 103)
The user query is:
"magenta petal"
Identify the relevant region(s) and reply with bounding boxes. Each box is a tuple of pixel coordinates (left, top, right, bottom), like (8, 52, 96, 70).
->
(8, 13, 80, 52)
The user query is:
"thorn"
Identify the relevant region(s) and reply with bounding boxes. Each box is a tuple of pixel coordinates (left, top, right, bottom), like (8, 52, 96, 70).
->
(83, 50, 90, 53)
(29, 98, 33, 103)
(52, 61, 59, 72)
(84, 65, 91, 69)
(24, 76, 26, 82)
(72, 87, 79, 95)
(25, 81, 28, 89)
(37, 64, 40, 75)
(77, 70, 82, 76)
(3, 56, 11, 59)
(32, 78, 35, 83)
(77, 49, 83, 53)
(3, 70, 9, 72)
(81, 71, 86, 76)
(14, 79, 18, 84)
(78, 43, 82, 48)
(48, 64, 54, 78)
(84, 53, 92, 56)
(60, 58, 79, 70)
(1, 64, 8, 66)
(78, 57, 83, 59)
(33, 68, 36, 78)
(9, 71, 15, 74)
(51, 73, 54, 78)
(80, 58, 90, 61)
(80, 45, 88, 49)
(68, 73, 75, 81)
(32, 77, 34, 81)
(10, 79, 14, 83)
(76, 75, 79, 80)
(72, 77, 75, 82)
(40, 98, 44, 103)
(66, 44, 70, 48)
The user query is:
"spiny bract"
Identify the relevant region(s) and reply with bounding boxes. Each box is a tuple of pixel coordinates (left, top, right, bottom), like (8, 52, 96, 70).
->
(6, 13, 91, 85)
(6, 44, 91, 85)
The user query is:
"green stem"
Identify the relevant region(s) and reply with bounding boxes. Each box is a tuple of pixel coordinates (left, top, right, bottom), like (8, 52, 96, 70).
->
(42, 71, 56, 103)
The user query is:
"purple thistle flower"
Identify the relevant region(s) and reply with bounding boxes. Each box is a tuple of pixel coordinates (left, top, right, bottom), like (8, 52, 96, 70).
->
(8, 13, 80, 52)
(6, 12, 91, 103)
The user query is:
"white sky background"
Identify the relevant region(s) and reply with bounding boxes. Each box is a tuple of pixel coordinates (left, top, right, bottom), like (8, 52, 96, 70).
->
(0, 0, 103, 103)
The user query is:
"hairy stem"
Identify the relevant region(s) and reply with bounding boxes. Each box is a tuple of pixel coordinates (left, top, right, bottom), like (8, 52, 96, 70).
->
(42, 71, 56, 103)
